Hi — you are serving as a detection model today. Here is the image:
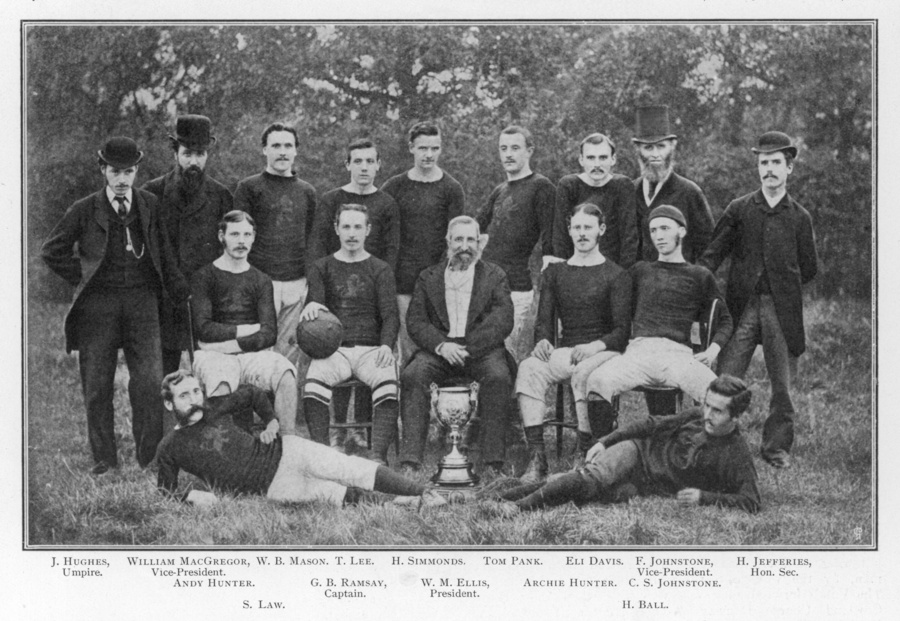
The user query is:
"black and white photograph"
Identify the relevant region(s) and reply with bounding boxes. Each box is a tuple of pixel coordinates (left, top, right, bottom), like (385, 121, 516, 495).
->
(5, 1, 894, 619)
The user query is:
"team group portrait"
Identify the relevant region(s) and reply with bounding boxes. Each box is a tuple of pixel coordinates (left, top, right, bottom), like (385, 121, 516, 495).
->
(24, 23, 873, 546)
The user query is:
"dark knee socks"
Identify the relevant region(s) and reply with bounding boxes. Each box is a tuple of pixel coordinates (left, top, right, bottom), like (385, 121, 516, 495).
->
(371, 400, 399, 461)
(587, 399, 617, 440)
(524, 424, 545, 451)
(304, 399, 330, 445)
(373, 465, 426, 497)
(515, 472, 592, 511)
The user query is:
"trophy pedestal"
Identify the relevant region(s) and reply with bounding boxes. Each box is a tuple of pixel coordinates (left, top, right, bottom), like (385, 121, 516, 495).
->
(431, 446, 480, 488)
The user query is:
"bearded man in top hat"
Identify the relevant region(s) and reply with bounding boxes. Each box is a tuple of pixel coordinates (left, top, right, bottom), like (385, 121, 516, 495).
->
(143, 114, 234, 375)
(632, 105, 714, 264)
(42, 136, 189, 474)
(700, 131, 818, 468)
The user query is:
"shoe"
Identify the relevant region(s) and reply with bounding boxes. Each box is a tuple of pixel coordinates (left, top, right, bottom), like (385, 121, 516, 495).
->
(90, 462, 113, 476)
(519, 450, 548, 484)
(762, 449, 791, 469)
(480, 499, 520, 519)
(476, 476, 523, 501)
(393, 489, 447, 510)
(571, 450, 587, 471)
(479, 463, 506, 484)
(398, 462, 421, 478)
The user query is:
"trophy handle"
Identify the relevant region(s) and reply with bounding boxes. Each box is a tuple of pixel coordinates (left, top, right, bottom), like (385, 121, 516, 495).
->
(429, 382, 441, 426)
(468, 381, 479, 414)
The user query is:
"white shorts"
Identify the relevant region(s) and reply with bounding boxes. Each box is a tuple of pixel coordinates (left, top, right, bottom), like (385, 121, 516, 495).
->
(193, 349, 296, 395)
(585, 337, 715, 403)
(516, 348, 620, 402)
(303, 346, 398, 406)
(266, 435, 378, 505)
(273, 278, 308, 369)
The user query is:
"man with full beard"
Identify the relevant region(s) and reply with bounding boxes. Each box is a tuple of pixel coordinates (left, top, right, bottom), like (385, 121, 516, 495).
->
(631, 105, 715, 417)
(155, 370, 444, 508)
(143, 115, 233, 375)
(399, 216, 514, 480)
(632, 105, 714, 263)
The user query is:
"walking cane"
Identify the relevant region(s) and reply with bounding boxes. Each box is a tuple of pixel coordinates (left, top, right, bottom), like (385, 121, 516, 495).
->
(186, 296, 195, 368)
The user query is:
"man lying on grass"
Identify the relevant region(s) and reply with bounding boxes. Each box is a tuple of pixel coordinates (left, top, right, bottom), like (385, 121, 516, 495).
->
(484, 374, 760, 514)
(155, 370, 444, 509)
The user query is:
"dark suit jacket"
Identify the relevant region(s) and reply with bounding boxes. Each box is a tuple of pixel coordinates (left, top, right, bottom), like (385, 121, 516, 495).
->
(406, 259, 514, 360)
(142, 168, 233, 276)
(633, 172, 714, 263)
(41, 188, 189, 352)
(700, 189, 818, 357)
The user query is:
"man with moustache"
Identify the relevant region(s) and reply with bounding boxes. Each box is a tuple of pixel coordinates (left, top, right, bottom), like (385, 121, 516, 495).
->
(299, 205, 400, 466)
(41, 136, 189, 474)
(308, 139, 400, 448)
(156, 370, 444, 508)
(234, 122, 317, 370)
(583, 206, 732, 423)
(483, 375, 760, 515)
(381, 121, 466, 367)
(516, 203, 632, 482)
(552, 133, 639, 269)
(399, 216, 514, 480)
(631, 105, 716, 417)
(700, 132, 818, 468)
(477, 125, 556, 362)
(143, 114, 233, 375)
(190, 210, 299, 435)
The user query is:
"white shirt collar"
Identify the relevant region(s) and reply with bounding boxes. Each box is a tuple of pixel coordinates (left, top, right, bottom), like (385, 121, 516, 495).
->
(762, 188, 787, 208)
(106, 187, 133, 212)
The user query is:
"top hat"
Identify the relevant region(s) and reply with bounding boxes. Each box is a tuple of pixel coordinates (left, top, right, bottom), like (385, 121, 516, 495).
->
(633, 105, 678, 144)
(169, 114, 216, 150)
(97, 136, 144, 168)
(751, 131, 798, 159)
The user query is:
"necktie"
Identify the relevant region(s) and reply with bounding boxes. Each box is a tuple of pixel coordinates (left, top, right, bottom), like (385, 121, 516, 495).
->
(114, 196, 127, 219)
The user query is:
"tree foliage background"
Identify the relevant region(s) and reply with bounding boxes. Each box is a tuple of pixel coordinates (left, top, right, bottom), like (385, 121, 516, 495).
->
(25, 23, 873, 300)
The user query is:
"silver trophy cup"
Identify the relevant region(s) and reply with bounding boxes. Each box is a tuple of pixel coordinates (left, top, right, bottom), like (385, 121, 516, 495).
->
(430, 382, 480, 487)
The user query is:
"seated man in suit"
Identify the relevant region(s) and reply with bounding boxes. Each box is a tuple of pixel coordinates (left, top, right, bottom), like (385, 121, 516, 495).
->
(584, 205, 732, 418)
(400, 216, 514, 480)
(516, 203, 632, 483)
(299, 204, 400, 466)
(190, 210, 298, 434)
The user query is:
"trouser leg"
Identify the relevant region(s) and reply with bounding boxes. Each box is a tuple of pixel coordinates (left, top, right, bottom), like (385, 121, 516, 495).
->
(77, 291, 125, 468)
(162, 348, 184, 376)
(467, 350, 513, 465)
(758, 295, 796, 455)
(399, 352, 448, 466)
(121, 289, 165, 467)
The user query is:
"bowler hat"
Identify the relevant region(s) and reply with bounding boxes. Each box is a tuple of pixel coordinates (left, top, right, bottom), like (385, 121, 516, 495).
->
(97, 136, 144, 168)
(633, 105, 678, 144)
(169, 114, 216, 150)
(648, 205, 687, 229)
(751, 131, 798, 159)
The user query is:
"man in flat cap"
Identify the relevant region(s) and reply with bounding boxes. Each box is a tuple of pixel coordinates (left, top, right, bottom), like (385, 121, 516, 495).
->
(143, 114, 233, 375)
(631, 105, 716, 417)
(701, 131, 818, 468)
(42, 136, 188, 474)
(584, 205, 732, 426)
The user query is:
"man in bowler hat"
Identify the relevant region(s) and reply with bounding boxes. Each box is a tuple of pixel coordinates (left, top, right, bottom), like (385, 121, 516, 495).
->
(42, 137, 189, 474)
(143, 114, 233, 375)
(631, 104, 716, 417)
(701, 131, 818, 468)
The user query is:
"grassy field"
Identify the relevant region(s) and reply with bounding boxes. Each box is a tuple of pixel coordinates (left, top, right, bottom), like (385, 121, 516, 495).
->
(25, 296, 873, 547)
